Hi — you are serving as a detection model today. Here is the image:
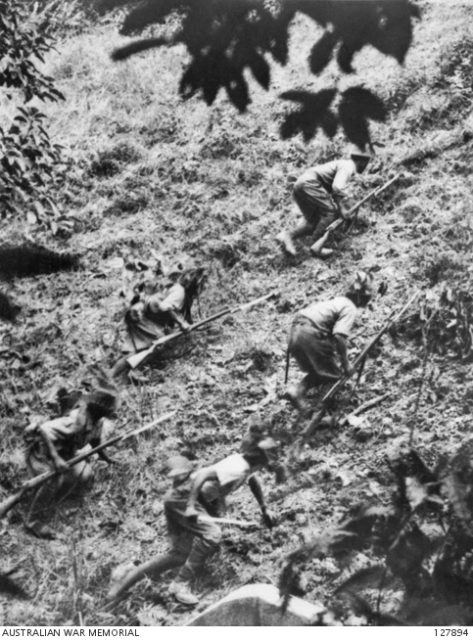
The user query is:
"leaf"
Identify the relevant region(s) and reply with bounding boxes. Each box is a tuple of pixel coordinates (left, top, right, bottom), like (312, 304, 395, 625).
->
(341, 591, 405, 625)
(247, 51, 270, 89)
(309, 30, 337, 74)
(339, 86, 386, 148)
(280, 88, 337, 142)
(0, 573, 29, 600)
(334, 565, 390, 595)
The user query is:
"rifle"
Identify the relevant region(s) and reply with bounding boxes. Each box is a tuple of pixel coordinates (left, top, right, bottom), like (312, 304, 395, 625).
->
(311, 173, 401, 256)
(302, 291, 420, 440)
(197, 515, 260, 529)
(0, 411, 175, 518)
(127, 291, 278, 370)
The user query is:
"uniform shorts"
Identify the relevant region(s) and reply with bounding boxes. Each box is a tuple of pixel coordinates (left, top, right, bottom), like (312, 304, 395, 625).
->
(293, 178, 337, 231)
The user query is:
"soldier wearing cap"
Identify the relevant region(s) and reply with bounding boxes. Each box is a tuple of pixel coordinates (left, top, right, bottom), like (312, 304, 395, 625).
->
(277, 150, 371, 257)
(112, 263, 206, 377)
(107, 425, 282, 606)
(285, 271, 373, 410)
(24, 377, 119, 537)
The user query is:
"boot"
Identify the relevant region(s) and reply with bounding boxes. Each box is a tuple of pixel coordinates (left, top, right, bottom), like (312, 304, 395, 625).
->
(310, 244, 334, 258)
(283, 384, 306, 412)
(169, 581, 199, 606)
(276, 231, 297, 256)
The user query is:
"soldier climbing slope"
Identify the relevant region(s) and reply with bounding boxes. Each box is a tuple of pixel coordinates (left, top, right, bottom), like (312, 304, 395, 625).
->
(107, 423, 284, 606)
(285, 271, 373, 411)
(277, 149, 371, 258)
(112, 262, 206, 377)
(23, 375, 119, 538)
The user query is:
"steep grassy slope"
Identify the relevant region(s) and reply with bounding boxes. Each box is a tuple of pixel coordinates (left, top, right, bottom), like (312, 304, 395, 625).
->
(1, 1, 473, 625)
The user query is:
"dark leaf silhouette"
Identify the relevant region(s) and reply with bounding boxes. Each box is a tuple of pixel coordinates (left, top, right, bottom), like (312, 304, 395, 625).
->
(246, 50, 270, 89)
(103, 0, 420, 136)
(334, 565, 391, 595)
(111, 36, 178, 61)
(403, 599, 473, 626)
(0, 572, 29, 599)
(279, 529, 354, 612)
(309, 30, 337, 74)
(337, 503, 399, 552)
(0, 245, 79, 279)
(339, 87, 387, 149)
(298, 0, 419, 71)
(341, 592, 406, 625)
(443, 439, 473, 535)
(280, 89, 337, 142)
(0, 290, 20, 322)
(387, 522, 432, 593)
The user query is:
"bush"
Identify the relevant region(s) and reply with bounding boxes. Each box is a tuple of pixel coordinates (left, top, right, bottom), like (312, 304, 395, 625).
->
(0, 1, 66, 223)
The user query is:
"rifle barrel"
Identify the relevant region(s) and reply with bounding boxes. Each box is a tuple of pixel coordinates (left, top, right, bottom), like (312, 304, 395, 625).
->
(0, 412, 175, 518)
(128, 291, 276, 369)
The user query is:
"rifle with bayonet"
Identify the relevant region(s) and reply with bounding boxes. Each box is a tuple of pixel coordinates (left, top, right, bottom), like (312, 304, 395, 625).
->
(311, 173, 401, 256)
(127, 291, 278, 370)
(301, 291, 420, 440)
(0, 412, 175, 518)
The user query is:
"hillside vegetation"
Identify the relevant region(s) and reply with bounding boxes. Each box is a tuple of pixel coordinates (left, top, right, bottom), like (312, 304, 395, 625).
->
(1, 1, 473, 626)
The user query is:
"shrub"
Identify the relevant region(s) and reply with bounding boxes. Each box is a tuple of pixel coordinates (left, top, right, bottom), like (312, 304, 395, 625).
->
(0, 1, 66, 223)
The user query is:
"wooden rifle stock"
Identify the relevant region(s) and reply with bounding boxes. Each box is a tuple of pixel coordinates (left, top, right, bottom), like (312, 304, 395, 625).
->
(311, 173, 401, 255)
(127, 291, 277, 370)
(0, 412, 175, 518)
(302, 291, 420, 440)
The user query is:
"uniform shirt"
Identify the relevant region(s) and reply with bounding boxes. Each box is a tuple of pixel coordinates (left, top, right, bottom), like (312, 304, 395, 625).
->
(28, 409, 111, 463)
(39, 409, 86, 458)
(146, 283, 186, 318)
(202, 453, 252, 500)
(165, 454, 252, 511)
(300, 159, 356, 199)
(300, 296, 357, 338)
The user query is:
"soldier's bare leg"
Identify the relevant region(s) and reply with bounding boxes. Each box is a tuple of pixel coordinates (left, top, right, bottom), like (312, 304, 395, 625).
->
(107, 550, 186, 601)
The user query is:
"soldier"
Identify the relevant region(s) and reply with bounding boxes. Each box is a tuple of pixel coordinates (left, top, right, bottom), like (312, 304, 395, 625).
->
(24, 378, 119, 538)
(112, 264, 206, 377)
(285, 271, 373, 410)
(107, 424, 283, 606)
(277, 150, 371, 257)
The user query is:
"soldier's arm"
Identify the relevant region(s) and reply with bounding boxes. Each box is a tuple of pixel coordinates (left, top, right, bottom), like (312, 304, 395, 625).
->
(248, 476, 274, 528)
(332, 162, 356, 218)
(93, 418, 117, 465)
(333, 333, 353, 376)
(38, 425, 68, 471)
(168, 309, 190, 332)
(185, 467, 219, 517)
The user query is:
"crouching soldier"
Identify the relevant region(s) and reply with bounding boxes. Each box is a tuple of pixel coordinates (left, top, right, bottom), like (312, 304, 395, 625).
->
(107, 425, 283, 606)
(285, 271, 373, 410)
(24, 378, 119, 538)
(277, 150, 371, 257)
(112, 264, 206, 377)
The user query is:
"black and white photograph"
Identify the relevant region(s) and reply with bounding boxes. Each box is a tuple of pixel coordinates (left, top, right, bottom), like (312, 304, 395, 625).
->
(1, 0, 473, 629)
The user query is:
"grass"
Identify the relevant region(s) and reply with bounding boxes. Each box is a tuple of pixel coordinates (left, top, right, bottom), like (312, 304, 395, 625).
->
(1, 0, 473, 626)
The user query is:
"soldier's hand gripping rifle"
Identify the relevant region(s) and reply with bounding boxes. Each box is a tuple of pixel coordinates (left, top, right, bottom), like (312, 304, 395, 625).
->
(0, 412, 175, 518)
(301, 292, 420, 441)
(127, 291, 278, 370)
(311, 173, 401, 257)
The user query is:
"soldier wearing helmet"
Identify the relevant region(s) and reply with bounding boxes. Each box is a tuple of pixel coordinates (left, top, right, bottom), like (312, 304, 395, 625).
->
(285, 271, 373, 410)
(277, 149, 371, 257)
